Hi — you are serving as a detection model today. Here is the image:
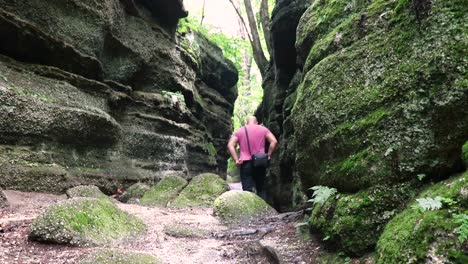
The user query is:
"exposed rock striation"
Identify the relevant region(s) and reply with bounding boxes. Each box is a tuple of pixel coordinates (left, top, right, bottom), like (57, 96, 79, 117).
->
(0, 0, 238, 193)
(259, 0, 467, 258)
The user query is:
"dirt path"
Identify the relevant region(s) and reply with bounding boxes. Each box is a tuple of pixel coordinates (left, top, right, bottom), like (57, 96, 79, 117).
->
(0, 189, 319, 264)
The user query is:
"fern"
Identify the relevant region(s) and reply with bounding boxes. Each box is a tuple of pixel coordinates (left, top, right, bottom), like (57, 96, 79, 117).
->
(454, 214, 468, 243)
(308, 186, 337, 205)
(412, 196, 443, 212)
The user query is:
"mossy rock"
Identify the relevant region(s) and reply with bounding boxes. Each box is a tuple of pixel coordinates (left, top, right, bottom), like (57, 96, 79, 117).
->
(66, 185, 110, 201)
(213, 190, 277, 225)
(163, 224, 209, 238)
(79, 249, 161, 264)
(462, 141, 468, 167)
(0, 188, 8, 208)
(309, 182, 418, 256)
(376, 173, 468, 264)
(169, 173, 229, 208)
(293, 0, 468, 192)
(120, 183, 150, 203)
(140, 176, 188, 207)
(29, 198, 146, 246)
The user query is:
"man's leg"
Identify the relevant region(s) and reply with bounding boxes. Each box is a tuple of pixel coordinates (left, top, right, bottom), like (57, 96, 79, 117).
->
(240, 161, 255, 192)
(253, 166, 266, 200)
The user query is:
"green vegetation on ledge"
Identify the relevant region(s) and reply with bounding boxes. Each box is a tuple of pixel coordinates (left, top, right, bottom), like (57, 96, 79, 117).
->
(376, 172, 468, 263)
(309, 182, 418, 255)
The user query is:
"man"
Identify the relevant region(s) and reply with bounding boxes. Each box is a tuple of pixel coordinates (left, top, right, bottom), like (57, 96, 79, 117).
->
(227, 116, 278, 199)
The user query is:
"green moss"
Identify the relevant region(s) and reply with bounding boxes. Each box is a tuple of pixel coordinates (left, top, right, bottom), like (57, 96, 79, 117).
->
(120, 182, 150, 203)
(214, 190, 276, 225)
(376, 173, 468, 263)
(163, 224, 208, 238)
(169, 173, 229, 208)
(309, 182, 418, 255)
(462, 141, 468, 167)
(293, 0, 468, 192)
(29, 198, 146, 246)
(205, 143, 217, 157)
(79, 249, 160, 264)
(140, 176, 187, 207)
(66, 185, 111, 201)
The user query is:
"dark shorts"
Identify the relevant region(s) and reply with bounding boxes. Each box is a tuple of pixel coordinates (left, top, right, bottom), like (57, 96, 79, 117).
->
(240, 160, 266, 199)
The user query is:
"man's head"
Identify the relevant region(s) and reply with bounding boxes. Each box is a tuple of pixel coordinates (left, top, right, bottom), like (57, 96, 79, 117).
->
(246, 116, 258, 125)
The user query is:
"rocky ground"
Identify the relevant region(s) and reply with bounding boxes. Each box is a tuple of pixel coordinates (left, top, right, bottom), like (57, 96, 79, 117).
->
(0, 187, 320, 264)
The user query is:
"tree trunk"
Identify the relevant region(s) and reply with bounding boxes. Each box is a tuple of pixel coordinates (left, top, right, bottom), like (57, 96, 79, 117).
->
(200, 0, 206, 26)
(260, 0, 272, 56)
(243, 0, 269, 77)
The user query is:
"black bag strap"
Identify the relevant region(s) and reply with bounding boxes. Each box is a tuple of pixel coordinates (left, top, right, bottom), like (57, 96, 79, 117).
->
(244, 126, 252, 155)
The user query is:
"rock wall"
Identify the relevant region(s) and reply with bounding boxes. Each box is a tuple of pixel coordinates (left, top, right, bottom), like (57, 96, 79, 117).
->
(260, 0, 467, 258)
(0, 0, 238, 194)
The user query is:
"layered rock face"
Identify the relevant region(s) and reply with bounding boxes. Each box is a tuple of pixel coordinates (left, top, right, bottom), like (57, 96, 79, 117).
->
(0, 0, 238, 193)
(260, 0, 467, 258)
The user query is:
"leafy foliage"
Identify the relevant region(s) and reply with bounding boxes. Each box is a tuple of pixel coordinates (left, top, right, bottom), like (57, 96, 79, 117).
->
(308, 185, 337, 205)
(454, 213, 468, 243)
(412, 196, 457, 212)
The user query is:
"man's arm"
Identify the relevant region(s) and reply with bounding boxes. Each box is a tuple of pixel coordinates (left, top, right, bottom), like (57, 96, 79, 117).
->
(227, 136, 243, 165)
(265, 132, 278, 159)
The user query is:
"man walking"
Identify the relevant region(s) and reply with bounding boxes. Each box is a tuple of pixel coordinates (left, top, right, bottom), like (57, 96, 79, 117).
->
(227, 116, 278, 199)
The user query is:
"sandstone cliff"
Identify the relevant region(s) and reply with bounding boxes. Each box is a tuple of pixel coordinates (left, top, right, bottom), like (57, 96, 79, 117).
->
(0, 0, 238, 193)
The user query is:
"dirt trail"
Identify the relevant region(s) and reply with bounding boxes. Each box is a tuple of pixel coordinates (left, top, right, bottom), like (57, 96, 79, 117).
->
(0, 189, 319, 264)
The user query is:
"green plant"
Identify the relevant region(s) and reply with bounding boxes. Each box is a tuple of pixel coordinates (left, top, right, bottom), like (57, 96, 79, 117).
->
(454, 214, 468, 243)
(412, 196, 457, 212)
(308, 185, 337, 205)
(412, 196, 443, 212)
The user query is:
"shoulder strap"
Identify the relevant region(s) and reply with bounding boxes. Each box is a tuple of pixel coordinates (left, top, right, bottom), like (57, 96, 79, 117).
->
(244, 126, 252, 155)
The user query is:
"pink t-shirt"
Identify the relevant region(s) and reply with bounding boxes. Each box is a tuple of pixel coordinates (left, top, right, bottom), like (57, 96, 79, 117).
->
(233, 124, 271, 161)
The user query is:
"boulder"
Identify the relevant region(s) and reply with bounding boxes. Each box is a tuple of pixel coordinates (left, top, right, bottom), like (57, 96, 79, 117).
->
(66, 185, 109, 201)
(293, 0, 468, 192)
(376, 173, 467, 263)
(213, 190, 277, 225)
(29, 198, 146, 246)
(0, 188, 8, 208)
(120, 182, 150, 203)
(79, 249, 160, 264)
(170, 173, 229, 208)
(140, 175, 187, 207)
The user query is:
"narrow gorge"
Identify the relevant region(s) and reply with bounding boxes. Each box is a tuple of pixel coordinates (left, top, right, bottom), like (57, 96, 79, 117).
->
(1, 0, 467, 263)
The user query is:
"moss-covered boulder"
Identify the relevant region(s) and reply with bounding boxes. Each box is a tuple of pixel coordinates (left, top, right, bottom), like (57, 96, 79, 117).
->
(293, 0, 468, 192)
(213, 190, 277, 225)
(79, 249, 160, 264)
(29, 198, 146, 246)
(462, 141, 468, 168)
(169, 173, 229, 208)
(141, 176, 187, 207)
(0, 188, 8, 208)
(376, 173, 467, 263)
(66, 185, 110, 200)
(120, 182, 150, 203)
(309, 182, 418, 255)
